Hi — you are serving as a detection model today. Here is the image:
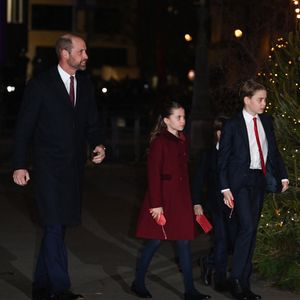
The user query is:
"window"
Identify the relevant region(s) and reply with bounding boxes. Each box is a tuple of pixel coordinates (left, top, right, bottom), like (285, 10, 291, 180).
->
(93, 8, 121, 34)
(31, 5, 72, 31)
(89, 47, 127, 67)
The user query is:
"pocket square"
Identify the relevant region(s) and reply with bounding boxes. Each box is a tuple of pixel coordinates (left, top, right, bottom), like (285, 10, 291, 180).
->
(196, 214, 213, 233)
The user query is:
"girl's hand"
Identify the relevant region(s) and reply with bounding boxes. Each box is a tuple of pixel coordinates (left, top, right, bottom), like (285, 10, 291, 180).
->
(194, 204, 203, 216)
(149, 207, 163, 220)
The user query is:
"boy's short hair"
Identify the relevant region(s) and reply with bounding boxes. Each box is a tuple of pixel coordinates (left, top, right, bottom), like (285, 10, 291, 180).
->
(239, 79, 266, 101)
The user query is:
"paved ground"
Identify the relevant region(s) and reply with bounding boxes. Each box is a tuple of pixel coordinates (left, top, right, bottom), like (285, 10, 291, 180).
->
(0, 163, 299, 300)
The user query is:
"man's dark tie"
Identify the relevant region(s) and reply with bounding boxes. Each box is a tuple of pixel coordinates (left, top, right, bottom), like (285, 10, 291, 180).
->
(253, 117, 266, 175)
(69, 76, 75, 106)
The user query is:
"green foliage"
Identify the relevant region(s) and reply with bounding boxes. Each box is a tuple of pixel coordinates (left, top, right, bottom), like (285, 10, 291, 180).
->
(261, 31, 300, 178)
(254, 191, 300, 292)
(255, 30, 300, 292)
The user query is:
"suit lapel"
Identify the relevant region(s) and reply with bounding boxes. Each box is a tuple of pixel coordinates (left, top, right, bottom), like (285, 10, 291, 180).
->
(238, 111, 250, 149)
(49, 67, 75, 109)
(75, 72, 82, 110)
(259, 113, 270, 139)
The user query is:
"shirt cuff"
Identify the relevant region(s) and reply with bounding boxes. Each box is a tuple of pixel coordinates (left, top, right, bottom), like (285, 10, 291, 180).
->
(221, 188, 230, 193)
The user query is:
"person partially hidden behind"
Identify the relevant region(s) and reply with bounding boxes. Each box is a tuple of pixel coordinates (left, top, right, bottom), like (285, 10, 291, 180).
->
(12, 33, 105, 300)
(218, 79, 288, 300)
(192, 116, 237, 292)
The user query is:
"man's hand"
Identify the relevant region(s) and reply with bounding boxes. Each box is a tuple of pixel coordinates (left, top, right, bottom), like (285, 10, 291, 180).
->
(92, 145, 106, 164)
(223, 190, 234, 209)
(13, 169, 30, 186)
(194, 204, 204, 216)
(281, 180, 289, 193)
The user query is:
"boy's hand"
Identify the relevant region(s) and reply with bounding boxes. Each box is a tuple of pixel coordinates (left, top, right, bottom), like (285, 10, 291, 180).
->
(223, 190, 234, 209)
(281, 180, 289, 193)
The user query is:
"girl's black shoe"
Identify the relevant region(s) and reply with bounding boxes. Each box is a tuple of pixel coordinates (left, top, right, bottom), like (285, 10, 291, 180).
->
(184, 291, 211, 300)
(131, 282, 152, 298)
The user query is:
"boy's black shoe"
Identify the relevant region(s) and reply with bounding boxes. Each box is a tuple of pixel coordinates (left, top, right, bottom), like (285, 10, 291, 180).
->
(199, 257, 212, 286)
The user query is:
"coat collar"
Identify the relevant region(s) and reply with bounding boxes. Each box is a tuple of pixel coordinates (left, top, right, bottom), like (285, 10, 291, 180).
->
(161, 130, 186, 142)
(49, 67, 72, 104)
(237, 111, 249, 148)
(49, 66, 81, 110)
(237, 110, 270, 148)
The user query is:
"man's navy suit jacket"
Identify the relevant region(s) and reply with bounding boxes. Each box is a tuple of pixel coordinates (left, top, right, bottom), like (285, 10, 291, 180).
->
(218, 111, 288, 193)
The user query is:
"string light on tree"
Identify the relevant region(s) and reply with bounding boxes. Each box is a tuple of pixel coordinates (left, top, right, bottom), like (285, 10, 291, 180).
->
(255, 25, 300, 291)
(292, 0, 300, 20)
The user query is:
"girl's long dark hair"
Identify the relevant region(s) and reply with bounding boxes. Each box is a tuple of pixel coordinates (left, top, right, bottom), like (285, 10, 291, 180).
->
(149, 101, 183, 143)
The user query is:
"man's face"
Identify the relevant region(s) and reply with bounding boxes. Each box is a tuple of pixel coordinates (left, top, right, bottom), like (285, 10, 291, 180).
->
(244, 89, 267, 115)
(67, 37, 88, 71)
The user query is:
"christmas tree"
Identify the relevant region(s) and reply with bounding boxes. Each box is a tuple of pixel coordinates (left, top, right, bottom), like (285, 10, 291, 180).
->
(255, 30, 300, 292)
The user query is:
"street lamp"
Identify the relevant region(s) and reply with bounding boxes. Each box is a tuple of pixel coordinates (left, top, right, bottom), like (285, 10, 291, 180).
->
(187, 69, 195, 81)
(185, 34, 193, 42)
(234, 29, 243, 39)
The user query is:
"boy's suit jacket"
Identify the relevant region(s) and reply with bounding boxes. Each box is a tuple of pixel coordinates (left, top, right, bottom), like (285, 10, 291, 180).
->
(192, 148, 224, 212)
(218, 111, 288, 193)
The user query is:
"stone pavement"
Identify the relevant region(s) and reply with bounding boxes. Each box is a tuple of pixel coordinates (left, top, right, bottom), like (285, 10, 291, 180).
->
(0, 163, 299, 300)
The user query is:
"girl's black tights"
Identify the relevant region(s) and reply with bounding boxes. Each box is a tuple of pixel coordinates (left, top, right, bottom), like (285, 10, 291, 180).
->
(134, 239, 196, 293)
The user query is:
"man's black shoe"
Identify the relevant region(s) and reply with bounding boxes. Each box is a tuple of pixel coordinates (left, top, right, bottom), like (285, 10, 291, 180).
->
(32, 287, 49, 300)
(230, 279, 249, 300)
(244, 289, 262, 300)
(51, 291, 84, 300)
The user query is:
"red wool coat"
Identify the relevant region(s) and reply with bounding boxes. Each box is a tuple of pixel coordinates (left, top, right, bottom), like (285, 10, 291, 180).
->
(135, 130, 198, 240)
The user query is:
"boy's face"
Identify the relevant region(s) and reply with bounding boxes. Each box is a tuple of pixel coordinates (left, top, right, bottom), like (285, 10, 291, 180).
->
(244, 89, 267, 115)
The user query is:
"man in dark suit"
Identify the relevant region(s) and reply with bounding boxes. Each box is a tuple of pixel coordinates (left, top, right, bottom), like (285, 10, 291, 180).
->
(12, 33, 105, 300)
(218, 79, 288, 300)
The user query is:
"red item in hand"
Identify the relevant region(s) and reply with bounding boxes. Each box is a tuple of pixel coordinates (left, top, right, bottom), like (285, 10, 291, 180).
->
(156, 214, 166, 226)
(149, 211, 167, 239)
(196, 214, 213, 233)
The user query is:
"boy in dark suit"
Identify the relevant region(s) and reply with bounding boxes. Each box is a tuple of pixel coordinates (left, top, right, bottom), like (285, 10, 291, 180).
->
(193, 116, 236, 292)
(218, 79, 288, 300)
(12, 33, 105, 300)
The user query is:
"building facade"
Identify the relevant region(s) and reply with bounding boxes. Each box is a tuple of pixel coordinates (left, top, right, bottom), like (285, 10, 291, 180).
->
(26, 0, 139, 79)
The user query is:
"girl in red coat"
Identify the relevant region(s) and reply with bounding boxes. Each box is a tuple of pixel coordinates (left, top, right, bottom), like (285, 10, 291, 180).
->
(131, 101, 210, 300)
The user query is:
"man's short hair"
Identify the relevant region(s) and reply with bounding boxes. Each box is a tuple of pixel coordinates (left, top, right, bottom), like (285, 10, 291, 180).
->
(55, 33, 84, 58)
